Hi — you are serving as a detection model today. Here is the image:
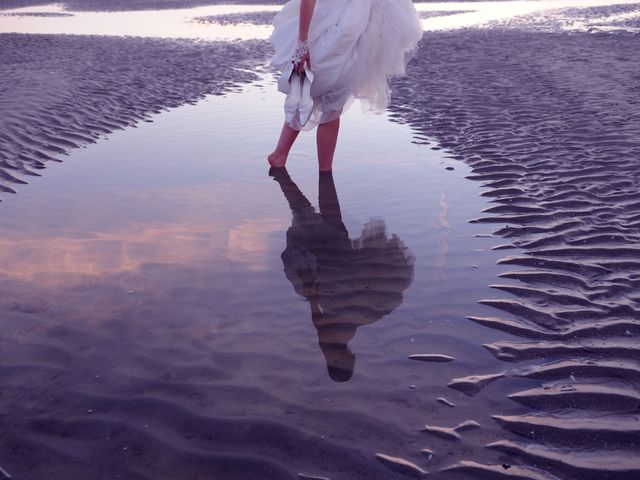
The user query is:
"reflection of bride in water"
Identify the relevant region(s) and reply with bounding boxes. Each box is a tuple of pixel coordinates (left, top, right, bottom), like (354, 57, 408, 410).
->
(270, 168, 415, 382)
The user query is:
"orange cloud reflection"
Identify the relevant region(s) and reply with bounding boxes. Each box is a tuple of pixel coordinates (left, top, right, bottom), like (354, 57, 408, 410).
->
(0, 217, 286, 287)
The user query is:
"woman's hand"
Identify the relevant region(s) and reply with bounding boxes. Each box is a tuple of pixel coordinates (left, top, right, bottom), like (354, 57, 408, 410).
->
(292, 39, 311, 73)
(296, 50, 311, 73)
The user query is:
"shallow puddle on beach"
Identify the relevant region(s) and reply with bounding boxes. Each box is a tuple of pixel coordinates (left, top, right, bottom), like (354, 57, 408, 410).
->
(0, 76, 528, 478)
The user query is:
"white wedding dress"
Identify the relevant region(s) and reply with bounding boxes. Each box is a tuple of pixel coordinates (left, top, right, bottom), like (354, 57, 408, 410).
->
(270, 0, 422, 130)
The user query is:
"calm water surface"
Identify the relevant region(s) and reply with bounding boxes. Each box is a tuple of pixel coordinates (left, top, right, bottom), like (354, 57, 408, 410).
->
(0, 77, 525, 478)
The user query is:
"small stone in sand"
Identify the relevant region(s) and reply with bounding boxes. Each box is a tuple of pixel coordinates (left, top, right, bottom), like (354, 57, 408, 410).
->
(421, 449, 434, 461)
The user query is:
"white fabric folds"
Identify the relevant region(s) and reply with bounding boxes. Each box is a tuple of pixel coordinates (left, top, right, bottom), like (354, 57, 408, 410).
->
(270, 0, 423, 131)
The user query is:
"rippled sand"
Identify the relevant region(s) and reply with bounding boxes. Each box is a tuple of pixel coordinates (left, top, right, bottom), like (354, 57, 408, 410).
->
(389, 6, 640, 479)
(0, 34, 269, 193)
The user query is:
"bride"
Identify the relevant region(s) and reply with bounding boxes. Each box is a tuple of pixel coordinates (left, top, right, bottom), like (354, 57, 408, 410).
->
(268, 0, 422, 171)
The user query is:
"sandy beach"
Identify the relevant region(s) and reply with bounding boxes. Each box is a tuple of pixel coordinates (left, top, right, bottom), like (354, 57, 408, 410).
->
(389, 10, 640, 478)
(1, 1, 640, 479)
(0, 34, 270, 193)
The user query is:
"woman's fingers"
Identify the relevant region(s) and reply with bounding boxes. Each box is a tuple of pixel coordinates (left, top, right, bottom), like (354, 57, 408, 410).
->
(301, 52, 311, 72)
(294, 54, 310, 73)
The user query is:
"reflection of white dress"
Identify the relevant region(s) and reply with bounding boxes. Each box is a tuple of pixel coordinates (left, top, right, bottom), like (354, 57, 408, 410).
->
(270, 0, 422, 130)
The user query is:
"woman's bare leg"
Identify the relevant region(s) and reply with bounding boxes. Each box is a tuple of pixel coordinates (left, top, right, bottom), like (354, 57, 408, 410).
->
(317, 117, 340, 172)
(268, 122, 300, 168)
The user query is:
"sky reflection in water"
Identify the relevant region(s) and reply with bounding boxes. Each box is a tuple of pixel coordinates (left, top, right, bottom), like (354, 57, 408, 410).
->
(0, 77, 510, 383)
(270, 168, 415, 382)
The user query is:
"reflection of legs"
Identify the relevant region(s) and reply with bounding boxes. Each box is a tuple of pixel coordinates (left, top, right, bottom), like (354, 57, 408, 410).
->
(318, 172, 348, 234)
(268, 122, 300, 168)
(317, 117, 340, 172)
(269, 167, 314, 213)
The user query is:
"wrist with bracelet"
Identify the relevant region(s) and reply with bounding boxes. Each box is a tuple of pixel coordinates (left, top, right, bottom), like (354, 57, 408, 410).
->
(292, 39, 309, 65)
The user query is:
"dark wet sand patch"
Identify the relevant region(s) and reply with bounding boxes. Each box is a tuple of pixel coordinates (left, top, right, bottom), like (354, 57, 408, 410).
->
(194, 11, 276, 26)
(489, 2, 640, 31)
(419, 10, 475, 20)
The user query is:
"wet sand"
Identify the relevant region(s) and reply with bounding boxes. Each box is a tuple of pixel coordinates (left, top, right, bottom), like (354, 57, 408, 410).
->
(487, 2, 640, 30)
(1, 1, 640, 479)
(388, 6, 640, 480)
(0, 34, 269, 193)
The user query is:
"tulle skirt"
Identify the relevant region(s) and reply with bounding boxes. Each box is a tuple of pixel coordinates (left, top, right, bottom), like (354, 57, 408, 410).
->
(270, 0, 423, 130)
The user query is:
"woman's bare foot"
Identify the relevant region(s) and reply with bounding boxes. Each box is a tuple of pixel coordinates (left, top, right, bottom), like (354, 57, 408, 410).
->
(268, 151, 288, 168)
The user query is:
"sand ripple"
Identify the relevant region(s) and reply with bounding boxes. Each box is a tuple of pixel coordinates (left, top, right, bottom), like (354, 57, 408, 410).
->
(489, 3, 640, 33)
(390, 24, 640, 480)
(0, 34, 270, 196)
